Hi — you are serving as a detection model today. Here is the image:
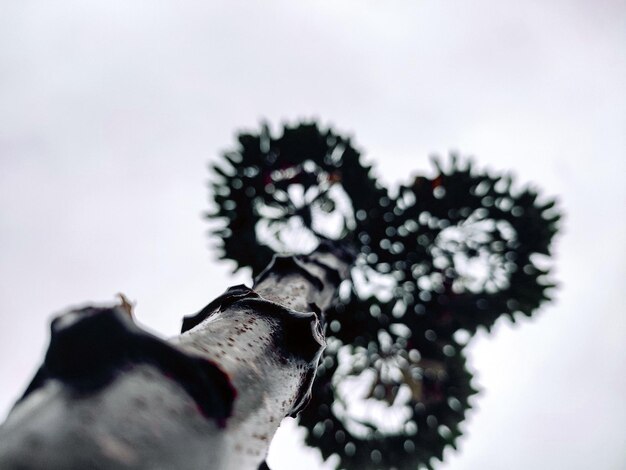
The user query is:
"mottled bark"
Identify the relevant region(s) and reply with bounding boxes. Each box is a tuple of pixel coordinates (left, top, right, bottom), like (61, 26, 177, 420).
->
(0, 245, 351, 470)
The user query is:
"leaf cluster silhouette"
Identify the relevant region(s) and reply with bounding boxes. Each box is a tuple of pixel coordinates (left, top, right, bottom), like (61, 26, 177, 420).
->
(208, 122, 560, 469)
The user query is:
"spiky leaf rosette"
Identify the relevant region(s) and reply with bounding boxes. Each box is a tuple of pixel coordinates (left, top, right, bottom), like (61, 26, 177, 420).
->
(299, 297, 476, 470)
(375, 156, 561, 335)
(209, 122, 387, 276)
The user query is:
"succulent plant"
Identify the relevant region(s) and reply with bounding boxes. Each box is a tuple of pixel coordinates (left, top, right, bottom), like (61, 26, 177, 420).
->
(209, 121, 560, 469)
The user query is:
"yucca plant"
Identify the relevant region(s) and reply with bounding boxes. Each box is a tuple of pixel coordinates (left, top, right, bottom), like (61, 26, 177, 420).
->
(208, 121, 560, 469)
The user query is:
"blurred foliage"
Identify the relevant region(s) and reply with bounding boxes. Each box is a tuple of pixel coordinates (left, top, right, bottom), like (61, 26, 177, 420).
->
(207, 122, 560, 469)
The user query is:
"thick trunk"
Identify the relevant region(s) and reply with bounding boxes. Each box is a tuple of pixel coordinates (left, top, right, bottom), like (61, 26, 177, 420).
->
(0, 245, 351, 470)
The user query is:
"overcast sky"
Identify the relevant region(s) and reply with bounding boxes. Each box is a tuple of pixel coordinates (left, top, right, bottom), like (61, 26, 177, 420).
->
(1, 1, 625, 469)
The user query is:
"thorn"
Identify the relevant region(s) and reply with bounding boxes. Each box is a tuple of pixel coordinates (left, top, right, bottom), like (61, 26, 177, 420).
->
(117, 293, 135, 319)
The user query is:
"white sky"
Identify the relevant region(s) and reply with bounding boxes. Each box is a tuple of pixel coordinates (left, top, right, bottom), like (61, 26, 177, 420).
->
(0, 1, 624, 469)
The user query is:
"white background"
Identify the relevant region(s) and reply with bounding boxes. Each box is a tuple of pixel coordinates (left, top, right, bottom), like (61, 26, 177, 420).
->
(1, 1, 624, 469)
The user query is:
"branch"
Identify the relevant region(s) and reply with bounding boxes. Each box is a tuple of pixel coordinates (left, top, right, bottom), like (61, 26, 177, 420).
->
(0, 245, 352, 470)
